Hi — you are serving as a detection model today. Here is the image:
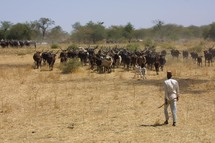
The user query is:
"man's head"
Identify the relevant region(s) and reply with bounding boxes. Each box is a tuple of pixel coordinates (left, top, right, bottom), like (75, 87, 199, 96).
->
(167, 71, 172, 79)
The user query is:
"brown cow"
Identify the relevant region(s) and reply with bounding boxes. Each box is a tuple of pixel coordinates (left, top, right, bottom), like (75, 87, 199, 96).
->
(33, 51, 42, 69)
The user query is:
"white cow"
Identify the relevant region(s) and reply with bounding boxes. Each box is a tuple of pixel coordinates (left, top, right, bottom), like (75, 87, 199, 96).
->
(134, 65, 147, 79)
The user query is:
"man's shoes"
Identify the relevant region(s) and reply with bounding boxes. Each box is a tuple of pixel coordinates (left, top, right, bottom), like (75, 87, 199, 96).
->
(172, 122, 176, 126)
(164, 120, 168, 125)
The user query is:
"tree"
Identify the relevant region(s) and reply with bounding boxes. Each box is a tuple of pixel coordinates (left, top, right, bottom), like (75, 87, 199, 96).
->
(153, 20, 164, 41)
(0, 21, 13, 39)
(203, 22, 215, 41)
(123, 22, 134, 43)
(7, 23, 32, 40)
(48, 26, 69, 43)
(106, 25, 124, 42)
(71, 21, 106, 44)
(35, 18, 55, 40)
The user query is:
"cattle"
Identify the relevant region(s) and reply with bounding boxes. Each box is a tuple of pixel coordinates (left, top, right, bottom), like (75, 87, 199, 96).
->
(145, 52, 158, 70)
(161, 50, 167, 56)
(41, 51, 58, 70)
(101, 56, 113, 73)
(134, 65, 147, 79)
(112, 52, 122, 69)
(204, 50, 213, 66)
(159, 55, 166, 71)
(0, 40, 9, 48)
(154, 59, 160, 75)
(170, 49, 180, 59)
(137, 56, 146, 68)
(59, 50, 68, 63)
(78, 50, 88, 66)
(190, 52, 198, 61)
(197, 56, 203, 66)
(46, 53, 57, 71)
(182, 50, 189, 60)
(41, 51, 49, 65)
(33, 51, 42, 69)
(120, 50, 132, 70)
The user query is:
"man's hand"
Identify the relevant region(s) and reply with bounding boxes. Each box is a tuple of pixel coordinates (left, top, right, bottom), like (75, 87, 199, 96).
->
(165, 99, 168, 105)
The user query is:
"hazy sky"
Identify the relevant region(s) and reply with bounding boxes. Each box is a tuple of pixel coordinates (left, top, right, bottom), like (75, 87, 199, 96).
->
(0, 0, 215, 33)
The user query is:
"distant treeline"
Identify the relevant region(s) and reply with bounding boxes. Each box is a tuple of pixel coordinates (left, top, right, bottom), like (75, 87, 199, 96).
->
(0, 18, 215, 44)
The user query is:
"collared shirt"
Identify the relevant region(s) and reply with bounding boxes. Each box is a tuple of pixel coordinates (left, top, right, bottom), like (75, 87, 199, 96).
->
(164, 78, 179, 100)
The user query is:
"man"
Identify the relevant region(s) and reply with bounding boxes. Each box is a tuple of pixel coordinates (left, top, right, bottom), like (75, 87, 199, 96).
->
(164, 71, 180, 126)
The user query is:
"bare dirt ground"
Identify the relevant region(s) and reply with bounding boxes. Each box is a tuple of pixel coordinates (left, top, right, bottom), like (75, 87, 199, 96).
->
(0, 47, 214, 143)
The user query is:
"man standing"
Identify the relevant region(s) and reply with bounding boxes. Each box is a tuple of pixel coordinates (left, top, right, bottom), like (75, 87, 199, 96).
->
(164, 71, 180, 126)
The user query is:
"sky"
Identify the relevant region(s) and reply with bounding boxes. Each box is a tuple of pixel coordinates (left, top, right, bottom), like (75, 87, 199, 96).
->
(0, 0, 215, 33)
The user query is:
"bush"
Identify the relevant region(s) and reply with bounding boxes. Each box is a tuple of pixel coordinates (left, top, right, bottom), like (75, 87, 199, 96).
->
(51, 44, 60, 49)
(59, 58, 81, 74)
(126, 43, 140, 51)
(67, 44, 79, 51)
(190, 45, 203, 53)
(144, 39, 157, 51)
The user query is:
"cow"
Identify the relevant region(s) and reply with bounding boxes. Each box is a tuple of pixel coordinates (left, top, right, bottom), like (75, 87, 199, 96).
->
(134, 65, 147, 79)
(78, 49, 88, 66)
(161, 50, 167, 56)
(182, 50, 189, 60)
(159, 55, 166, 71)
(137, 55, 146, 68)
(197, 56, 203, 66)
(170, 49, 180, 59)
(33, 51, 42, 69)
(46, 53, 57, 71)
(154, 59, 160, 75)
(0, 40, 9, 48)
(101, 56, 113, 73)
(190, 52, 198, 62)
(204, 50, 213, 66)
(59, 50, 68, 63)
(41, 51, 49, 65)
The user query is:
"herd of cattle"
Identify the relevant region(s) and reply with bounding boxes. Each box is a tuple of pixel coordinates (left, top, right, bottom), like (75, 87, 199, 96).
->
(33, 45, 215, 77)
(33, 46, 167, 75)
(0, 40, 36, 48)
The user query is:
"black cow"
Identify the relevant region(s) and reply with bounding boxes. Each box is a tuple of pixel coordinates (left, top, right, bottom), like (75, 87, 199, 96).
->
(170, 49, 180, 59)
(33, 51, 42, 69)
(41, 51, 49, 65)
(59, 50, 68, 63)
(190, 52, 198, 61)
(197, 56, 203, 66)
(78, 50, 88, 66)
(204, 50, 213, 66)
(159, 55, 166, 71)
(161, 50, 167, 56)
(154, 57, 160, 75)
(182, 50, 189, 60)
(46, 53, 57, 71)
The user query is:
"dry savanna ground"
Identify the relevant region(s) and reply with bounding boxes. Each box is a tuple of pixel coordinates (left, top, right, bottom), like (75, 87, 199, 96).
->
(0, 45, 214, 143)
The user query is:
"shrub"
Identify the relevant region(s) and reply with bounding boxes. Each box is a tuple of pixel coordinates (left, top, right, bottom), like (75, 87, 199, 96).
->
(51, 44, 60, 49)
(59, 58, 81, 74)
(144, 39, 157, 51)
(190, 45, 203, 53)
(67, 44, 79, 51)
(126, 43, 140, 51)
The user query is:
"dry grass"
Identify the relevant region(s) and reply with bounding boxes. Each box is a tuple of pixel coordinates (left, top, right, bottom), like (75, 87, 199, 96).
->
(0, 46, 214, 143)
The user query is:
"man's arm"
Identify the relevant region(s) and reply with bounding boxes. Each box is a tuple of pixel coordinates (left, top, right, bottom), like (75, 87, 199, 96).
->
(164, 82, 168, 104)
(176, 81, 180, 101)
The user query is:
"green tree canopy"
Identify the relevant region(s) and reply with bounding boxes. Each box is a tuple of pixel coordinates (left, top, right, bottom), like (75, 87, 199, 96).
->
(7, 23, 31, 40)
(123, 22, 134, 43)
